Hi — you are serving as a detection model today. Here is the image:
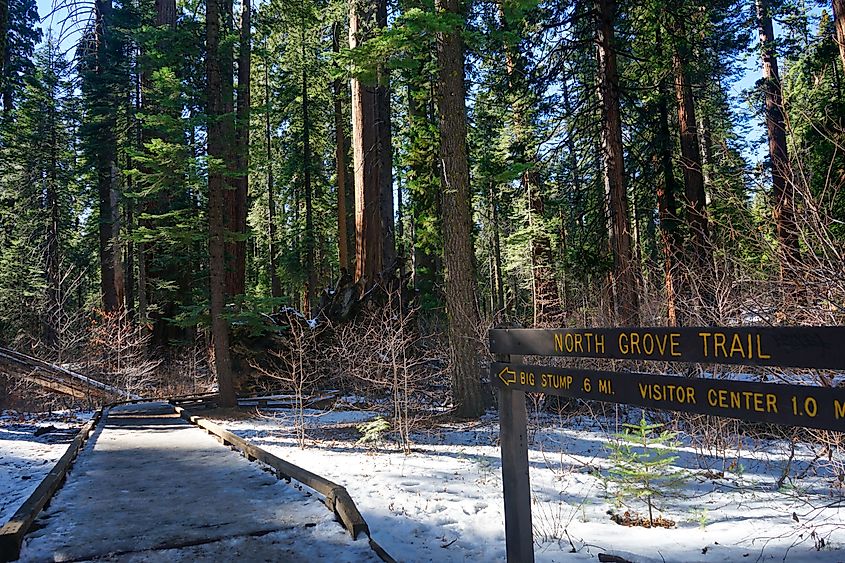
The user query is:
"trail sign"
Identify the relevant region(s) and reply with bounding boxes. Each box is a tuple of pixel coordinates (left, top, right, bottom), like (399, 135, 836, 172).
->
(489, 327, 845, 369)
(490, 326, 845, 563)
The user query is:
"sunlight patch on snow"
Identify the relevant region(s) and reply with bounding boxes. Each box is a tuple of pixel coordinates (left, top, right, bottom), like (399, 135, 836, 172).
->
(210, 408, 845, 562)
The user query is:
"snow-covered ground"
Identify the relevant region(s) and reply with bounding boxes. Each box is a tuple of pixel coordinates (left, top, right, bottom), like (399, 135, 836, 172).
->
(0, 410, 91, 525)
(209, 405, 845, 563)
(4, 403, 843, 562)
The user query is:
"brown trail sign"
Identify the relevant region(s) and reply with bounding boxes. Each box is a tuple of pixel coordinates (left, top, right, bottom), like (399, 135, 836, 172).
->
(489, 326, 845, 563)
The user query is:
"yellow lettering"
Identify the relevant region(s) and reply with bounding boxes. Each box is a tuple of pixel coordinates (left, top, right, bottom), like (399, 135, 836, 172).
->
(639, 383, 648, 398)
(834, 400, 845, 420)
(699, 332, 712, 356)
(670, 333, 681, 357)
(766, 394, 778, 413)
(756, 335, 771, 360)
(619, 333, 629, 355)
(554, 333, 563, 352)
(595, 334, 605, 354)
(714, 333, 727, 358)
(730, 334, 746, 358)
(519, 371, 534, 386)
(642, 333, 655, 355)
(753, 393, 764, 412)
(565, 333, 574, 353)
(655, 334, 667, 355)
(630, 333, 641, 355)
(707, 389, 718, 406)
(574, 333, 583, 353)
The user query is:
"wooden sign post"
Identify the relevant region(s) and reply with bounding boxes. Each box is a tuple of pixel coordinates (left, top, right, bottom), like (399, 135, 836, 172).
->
(490, 326, 845, 562)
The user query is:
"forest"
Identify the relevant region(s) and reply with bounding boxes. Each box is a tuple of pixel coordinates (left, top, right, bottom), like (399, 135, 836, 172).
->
(0, 0, 844, 416)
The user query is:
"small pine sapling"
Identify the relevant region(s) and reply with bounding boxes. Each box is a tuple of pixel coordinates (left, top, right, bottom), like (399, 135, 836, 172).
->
(357, 416, 391, 447)
(604, 416, 687, 526)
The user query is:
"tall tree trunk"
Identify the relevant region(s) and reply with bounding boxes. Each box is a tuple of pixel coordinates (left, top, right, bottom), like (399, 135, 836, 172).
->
(125, 202, 135, 316)
(302, 30, 316, 315)
(756, 0, 801, 283)
(222, 0, 241, 298)
(232, 0, 250, 296)
(489, 182, 505, 318)
(655, 26, 681, 326)
(350, 0, 383, 286)
(333, 22, 350, 274)
(657, 90, 681, 326)
(111, 162, 125, 307)
(207, 0, 237, 408)
(560, 73, 581, 317)
(95, 0, 119, 312)
(436, 0, 484, 418)
(44, 54, 60, 346)
(672, 17, 713, 318)
(265, 57, 281, 302)
(595, 0, 639, 325)
(135, 68, 148, 322)
(834, 0, 845, 71)
(376, 0, 395, 273)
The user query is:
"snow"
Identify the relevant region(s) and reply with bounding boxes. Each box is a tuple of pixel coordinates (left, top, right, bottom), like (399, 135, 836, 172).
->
(5, 401, 843, 562)
(209, 407, 845, 562)
(16, 403, 379, 562)
(0, 410, 91, 525)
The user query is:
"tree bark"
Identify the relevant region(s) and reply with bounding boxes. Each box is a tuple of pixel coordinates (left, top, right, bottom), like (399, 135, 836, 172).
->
(350, 0, 384, 287)
(333, 22, 350, 273)
(302, 26, 316, 315)
(265, 56, 282, 302)
(833, 0, 845, 71)
(376, 0, 395, 273)
(222, 0, 242, 298)
(595, 0, 639, 325)
(489, 182, 505, 318)
(232, 0, 250, 296)
(95, 0, 120, 312)
(756, 0, 801, 282)
(672, 16, 713, 318)
(655, 26, 681, 326)
(44, 49, 60, 346)
(436, 0, 484, 418)
(657, 89, 681, 326)
(207, 0, 238, 407)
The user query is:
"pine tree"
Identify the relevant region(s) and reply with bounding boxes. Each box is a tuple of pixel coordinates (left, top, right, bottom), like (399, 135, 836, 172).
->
(436, 0, 484, 417)
(604, 416, 687, 527)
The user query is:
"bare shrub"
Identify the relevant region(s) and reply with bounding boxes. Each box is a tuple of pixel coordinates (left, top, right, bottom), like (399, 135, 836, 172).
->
(250, 311, 322, 447)
(85, 309, 160, 398)
(329, 290, 448, 454)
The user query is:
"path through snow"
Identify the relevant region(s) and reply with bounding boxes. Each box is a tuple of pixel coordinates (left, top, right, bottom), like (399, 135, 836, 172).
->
(18, 402, 378, 562)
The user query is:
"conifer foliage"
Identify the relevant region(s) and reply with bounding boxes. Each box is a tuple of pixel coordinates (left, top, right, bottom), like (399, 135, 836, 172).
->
(1, 0, 845, 413)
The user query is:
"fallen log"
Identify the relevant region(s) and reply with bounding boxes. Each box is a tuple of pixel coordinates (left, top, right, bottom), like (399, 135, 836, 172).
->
(0, 346, 139, 401)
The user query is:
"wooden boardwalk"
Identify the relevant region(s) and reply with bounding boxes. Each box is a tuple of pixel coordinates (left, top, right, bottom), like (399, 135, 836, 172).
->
(17, 402, 378, 562)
